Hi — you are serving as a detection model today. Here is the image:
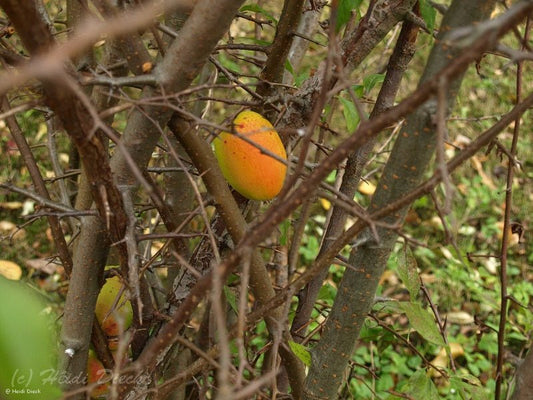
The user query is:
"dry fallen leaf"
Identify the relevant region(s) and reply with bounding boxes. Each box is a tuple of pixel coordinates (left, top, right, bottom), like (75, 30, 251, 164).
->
(25, 258, 57, 275)
(470, 155, 496, 190)
(0, 201, 23, 210)
(429, 342, 465, 376)
(0, 220, 16, 232)
(445, 311, 475, 325)
(0, 259, 23, 280)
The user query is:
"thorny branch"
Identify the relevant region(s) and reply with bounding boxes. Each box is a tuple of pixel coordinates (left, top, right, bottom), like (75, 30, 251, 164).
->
(0, 0, 532, 398)
(119, 7, 533, 385)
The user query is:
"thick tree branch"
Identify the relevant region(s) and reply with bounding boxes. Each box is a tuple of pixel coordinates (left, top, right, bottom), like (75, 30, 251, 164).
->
(257, 0, 306, 100)
(0, 0, 196, 95)
(291, 8, 420, 341)
(116, 5, 533, 396)
(281, 0, 417, 129)
(235, 0, 533, 279)
(512, 347, 533, 400)
(169, 116, 306, 398)
(125, 87, 533, 399)
(303, 1, 499, 397)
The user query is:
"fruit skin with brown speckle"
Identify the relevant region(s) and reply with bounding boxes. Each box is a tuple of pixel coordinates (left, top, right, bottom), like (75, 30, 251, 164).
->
(95, 276, 133, 337)
(214, 110, 287, 200)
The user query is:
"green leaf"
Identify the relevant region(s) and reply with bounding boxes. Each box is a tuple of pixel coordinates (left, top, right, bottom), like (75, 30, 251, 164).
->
(374, 299, 403, 314)
(400, 302, 446, 346)
(396, 245, 420, 301)
(351, 84, 364, 98)
(300, 235, 319, 262)
(238, 36, 271, 46)
(419, 0, 437, 31)
(326, 170, 337, 184)
(450, 375, 488, 400)
(223, 286, 238, 314)
(279, 219, 290, 246)
(240, 4, 277, 26)
(363, 73, 385, 93)
(403, 370, 439, 399)
(217, 52, 240, 74)
(284, 59, 295, 76)
(336, 0, 362, 31)
(339, 96, 360, 133)
(288, 341, 311, 366)
(0, 277, 61, 399)
(317, 283, 336, 301)
(295, 70, 309, 87)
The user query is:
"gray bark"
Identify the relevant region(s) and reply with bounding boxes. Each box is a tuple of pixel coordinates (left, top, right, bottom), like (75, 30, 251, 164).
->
(55, 0, 246, 395)
(511, 349, 533, 400)
(303, 1, 497, 398)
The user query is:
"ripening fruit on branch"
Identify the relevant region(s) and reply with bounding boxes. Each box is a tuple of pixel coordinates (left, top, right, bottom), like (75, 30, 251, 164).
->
(95, 276, 133, 337)
(214, 110, 287, 200)
(87, 350, 109, 399)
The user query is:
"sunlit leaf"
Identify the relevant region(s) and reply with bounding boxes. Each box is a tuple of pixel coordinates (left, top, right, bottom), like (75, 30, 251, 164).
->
(288, 340, 311, 366)
(0, 201, 23, 210)
(339, 96, 360, 133)
(429, 343, 464, 375)
(363, 73, 385, 93)
(358, 180, 376, 196)
(319, 198, 331, 210)
(444, 311, 474, 325)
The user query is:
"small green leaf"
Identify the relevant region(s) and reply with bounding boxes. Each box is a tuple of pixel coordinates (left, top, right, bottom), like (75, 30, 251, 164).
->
(326, 170, 337, 184)
(284, 59, 295, 76)
(339, 96, 360, 133)
(288, 341, 311, 366)
(279, 219, 290, 246)
(336, 0, 362, 31)
(403, 370, 439, 399)
(419, 0, 437, 32)
(240, 4, 277, 26)
(218, 52, 240, 73)
(223, 286, 238, 314)
(400, 302, 446, 346)
(374, 299, 403, 314)
(363, 73, 385, 93)
(397, 245, 420, 301)
(295, 70, 309, 87)
(351, 84, 364, 98)
(317, 283, 336, 301)
(450, 375, 488, 400)
(300, 236, 319, 262)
